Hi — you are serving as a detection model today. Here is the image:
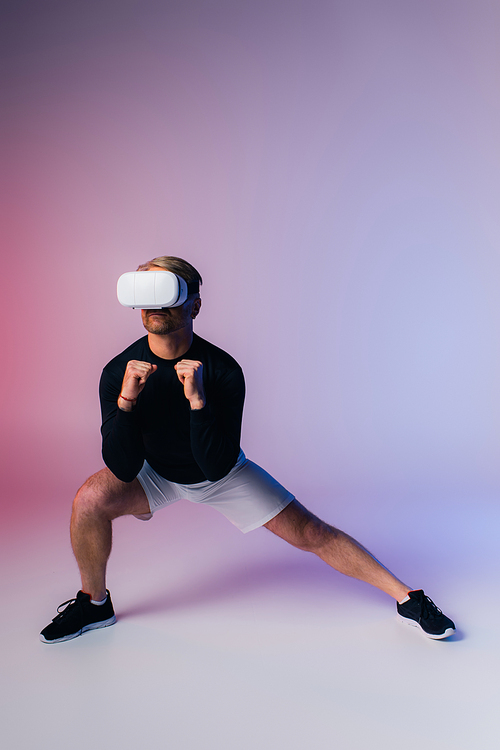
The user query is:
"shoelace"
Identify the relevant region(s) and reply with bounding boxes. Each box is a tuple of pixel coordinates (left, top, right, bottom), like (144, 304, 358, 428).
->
(420, 595, 443, 621)
(52, 597, 82, 623)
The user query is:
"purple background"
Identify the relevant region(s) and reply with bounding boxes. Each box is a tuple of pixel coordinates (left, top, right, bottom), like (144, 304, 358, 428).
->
(1, 3, 499, 748)
(3, 0, 500, 525)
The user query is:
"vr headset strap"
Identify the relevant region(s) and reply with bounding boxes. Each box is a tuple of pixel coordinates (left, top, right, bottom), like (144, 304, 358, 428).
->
(186, 280, 200, 295)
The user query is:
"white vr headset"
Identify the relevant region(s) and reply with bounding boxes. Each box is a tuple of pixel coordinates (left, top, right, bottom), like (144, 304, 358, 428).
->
(117, 271, 200, 309)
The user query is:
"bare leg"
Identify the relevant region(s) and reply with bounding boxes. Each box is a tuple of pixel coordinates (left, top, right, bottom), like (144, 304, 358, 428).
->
(264, 500, 410, 601)
(70, 468, 151, 601)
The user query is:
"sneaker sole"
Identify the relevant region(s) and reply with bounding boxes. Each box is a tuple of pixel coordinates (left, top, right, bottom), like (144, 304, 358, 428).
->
(397, 613, 455, 640)
(39, 615, 117, 644)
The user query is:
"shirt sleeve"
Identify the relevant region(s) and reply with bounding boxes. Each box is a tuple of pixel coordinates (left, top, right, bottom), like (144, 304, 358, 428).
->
(99, 366, 145, 482)
(189, 365, 245, 481)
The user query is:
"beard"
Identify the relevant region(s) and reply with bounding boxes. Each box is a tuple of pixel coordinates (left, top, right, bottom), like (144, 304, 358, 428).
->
(142, 310, 188, 335)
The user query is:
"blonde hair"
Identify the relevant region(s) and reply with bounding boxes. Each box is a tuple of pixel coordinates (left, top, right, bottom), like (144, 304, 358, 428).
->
(136, 256, 202, 289)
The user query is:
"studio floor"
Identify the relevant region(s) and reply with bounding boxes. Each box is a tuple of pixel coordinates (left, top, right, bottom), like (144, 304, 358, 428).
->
(1, 492, 498, 750)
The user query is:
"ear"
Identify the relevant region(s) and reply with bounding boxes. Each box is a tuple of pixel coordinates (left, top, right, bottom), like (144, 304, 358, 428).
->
(191, 297, 202, 319)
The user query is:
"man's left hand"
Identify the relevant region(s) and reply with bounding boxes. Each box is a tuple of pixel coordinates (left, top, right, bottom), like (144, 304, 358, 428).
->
(174, 360, 206, 410)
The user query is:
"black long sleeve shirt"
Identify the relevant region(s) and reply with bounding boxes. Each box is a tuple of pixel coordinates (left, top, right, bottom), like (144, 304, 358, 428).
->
(99, 334, 245, 484)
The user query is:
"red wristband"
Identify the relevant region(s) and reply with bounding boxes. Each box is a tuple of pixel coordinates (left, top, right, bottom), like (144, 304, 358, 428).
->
(118, 394, 137, 402)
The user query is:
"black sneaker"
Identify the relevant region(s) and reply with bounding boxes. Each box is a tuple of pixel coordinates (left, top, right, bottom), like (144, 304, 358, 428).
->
(40, 590, 116, 644)
(397, 589, 455, 639)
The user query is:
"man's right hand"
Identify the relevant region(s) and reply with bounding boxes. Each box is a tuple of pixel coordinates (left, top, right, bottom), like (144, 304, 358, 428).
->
(118, 360, 158, 410)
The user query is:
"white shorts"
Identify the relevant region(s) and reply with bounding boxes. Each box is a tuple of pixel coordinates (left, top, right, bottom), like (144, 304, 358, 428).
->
(136, 450, 294, 533)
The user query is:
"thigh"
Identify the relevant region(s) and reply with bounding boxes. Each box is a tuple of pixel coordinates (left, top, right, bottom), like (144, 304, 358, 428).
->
(189, 458, 294, 533)
(264, 499, 329, 546)
(81, 467, 151, 519)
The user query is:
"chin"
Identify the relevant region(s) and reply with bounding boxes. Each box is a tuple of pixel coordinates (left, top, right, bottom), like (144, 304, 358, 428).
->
(146, 322, 181, 335)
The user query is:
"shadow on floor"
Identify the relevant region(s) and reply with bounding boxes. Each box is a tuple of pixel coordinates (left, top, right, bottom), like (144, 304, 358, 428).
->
(116, 555, 385, 619)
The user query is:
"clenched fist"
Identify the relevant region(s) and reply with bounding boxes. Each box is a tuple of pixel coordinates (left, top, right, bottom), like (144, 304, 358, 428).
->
(174, 359, 206, 410)
(118, 360, 158, 410)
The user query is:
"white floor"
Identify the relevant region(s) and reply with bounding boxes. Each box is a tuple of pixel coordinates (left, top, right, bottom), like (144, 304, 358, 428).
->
(1, 494, 498, 750)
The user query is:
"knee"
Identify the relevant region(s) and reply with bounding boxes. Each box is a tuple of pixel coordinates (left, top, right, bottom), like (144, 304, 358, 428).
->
(296, 516, 337, 553)
(72, 471, 118, 520)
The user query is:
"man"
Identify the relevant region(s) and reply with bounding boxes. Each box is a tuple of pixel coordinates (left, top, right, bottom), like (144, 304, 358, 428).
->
(40, 256, 455, 643)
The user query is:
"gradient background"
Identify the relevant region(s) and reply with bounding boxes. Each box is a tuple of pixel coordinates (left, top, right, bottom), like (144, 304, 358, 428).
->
(1, 1, 499, 748)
